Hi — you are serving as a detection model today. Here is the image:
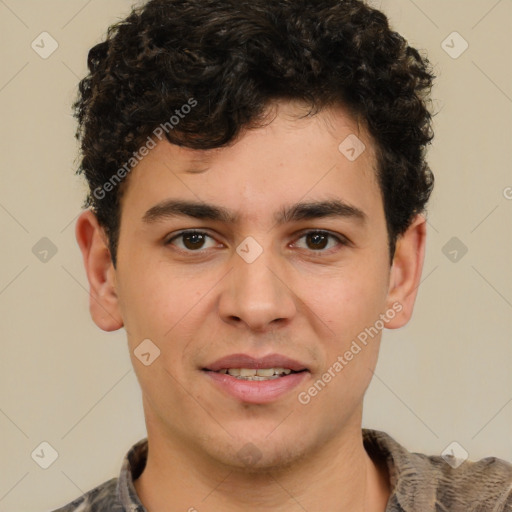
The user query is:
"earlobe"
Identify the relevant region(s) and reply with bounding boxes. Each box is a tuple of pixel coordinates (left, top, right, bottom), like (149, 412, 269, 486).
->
(385, 214, 427, 329)
(75, 209, 124, 331)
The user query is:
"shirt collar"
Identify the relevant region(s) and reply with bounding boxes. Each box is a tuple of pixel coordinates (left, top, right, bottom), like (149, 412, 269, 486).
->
(362, 428, 439, 511)
(116, 437, 148, 511)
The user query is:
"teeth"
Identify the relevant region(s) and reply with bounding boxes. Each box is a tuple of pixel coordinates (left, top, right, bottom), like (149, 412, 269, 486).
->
(240, 368, 257, 377)
(254, 368, 275, 377)
(220, 367, 293, 380)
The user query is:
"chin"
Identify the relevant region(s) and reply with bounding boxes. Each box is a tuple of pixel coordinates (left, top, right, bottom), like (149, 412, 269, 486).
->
(204, 431, 313, 474)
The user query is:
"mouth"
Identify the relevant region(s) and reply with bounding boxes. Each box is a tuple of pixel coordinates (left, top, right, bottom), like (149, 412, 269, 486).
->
(213, 367, 299, 381)
(202, 353, 310, 403)
(203, 352, 309, 375)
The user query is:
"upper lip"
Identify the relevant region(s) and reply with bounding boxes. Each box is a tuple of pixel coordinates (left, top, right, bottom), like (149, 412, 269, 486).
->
(204, 353, 309, 372)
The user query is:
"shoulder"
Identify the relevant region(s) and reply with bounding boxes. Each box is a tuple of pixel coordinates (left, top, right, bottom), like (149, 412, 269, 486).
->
(429, 453, 512, 511)
(51, 478, 123, 512)
(363, 429, 512, 511)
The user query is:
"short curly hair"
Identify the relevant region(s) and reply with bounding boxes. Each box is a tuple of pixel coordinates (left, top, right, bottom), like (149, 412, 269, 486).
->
(74, 0, 435, 267)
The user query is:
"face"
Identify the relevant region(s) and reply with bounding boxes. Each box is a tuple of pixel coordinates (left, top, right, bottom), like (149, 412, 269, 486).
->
(78, 100, 425, 471)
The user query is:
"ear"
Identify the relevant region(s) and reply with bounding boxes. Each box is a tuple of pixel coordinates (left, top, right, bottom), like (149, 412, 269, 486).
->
(75, 209, 123, 331)
(385, 214, 427, 329)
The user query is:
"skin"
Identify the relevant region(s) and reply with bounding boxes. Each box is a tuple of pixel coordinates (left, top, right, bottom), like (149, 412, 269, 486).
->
(76, 100, 426, 512)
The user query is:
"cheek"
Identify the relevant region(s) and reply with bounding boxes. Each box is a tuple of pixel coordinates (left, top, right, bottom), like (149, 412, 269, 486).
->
(295, 265, 387, 421)
(307, 258, 389, 340)
(118, 261, 221, 355)
(116, 261, 178, 340)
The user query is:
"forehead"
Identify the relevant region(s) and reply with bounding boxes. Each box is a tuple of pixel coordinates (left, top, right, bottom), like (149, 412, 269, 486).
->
(119, 101, 382, 227)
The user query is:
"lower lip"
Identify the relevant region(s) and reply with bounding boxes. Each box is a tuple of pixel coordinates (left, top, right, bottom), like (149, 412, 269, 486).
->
(204, 370, 309, 404)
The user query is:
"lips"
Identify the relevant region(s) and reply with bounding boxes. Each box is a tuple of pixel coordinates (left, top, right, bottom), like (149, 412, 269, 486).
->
(203, 353, 310, 403)
(202, 353, 310, 403)
(203, 353, 309, 373)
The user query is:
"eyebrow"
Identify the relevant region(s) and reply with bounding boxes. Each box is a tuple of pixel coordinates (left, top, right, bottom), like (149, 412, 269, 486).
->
(142, 198, 367, 226)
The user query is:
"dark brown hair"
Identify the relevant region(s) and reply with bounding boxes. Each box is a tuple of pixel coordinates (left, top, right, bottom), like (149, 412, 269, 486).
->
(74, 0, 435, 266)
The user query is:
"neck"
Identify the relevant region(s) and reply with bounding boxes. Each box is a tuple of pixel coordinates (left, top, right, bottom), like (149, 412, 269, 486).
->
(134, 419, 390, 512)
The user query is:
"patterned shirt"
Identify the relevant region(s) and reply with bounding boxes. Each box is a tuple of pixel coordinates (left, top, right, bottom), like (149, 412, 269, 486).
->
(52, 428, 512, 512)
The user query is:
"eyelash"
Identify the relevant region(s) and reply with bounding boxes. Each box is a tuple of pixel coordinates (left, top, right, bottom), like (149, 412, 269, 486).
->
(165, 229, 349, 255)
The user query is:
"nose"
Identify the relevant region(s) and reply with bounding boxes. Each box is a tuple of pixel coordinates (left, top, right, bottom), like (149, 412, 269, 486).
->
(217, 243, 297, 332)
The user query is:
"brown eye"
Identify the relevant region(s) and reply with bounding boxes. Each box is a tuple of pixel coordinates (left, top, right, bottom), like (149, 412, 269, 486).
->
(166, 231, 217, 251)
(294, 230, 347, 252)
(305, 232, 329, 250)
(182, 232, 207, 250)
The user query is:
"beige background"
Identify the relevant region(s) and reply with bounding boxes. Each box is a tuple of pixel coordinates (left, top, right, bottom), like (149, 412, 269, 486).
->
(0, 1, 511, 510)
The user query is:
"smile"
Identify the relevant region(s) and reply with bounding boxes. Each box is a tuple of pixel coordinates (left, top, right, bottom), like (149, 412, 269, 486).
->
(216, 367, 294, 380)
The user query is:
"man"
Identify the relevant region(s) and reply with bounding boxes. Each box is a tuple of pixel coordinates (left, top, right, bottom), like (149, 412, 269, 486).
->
(54, 0, 512, 510)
